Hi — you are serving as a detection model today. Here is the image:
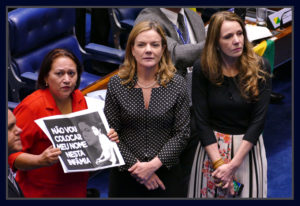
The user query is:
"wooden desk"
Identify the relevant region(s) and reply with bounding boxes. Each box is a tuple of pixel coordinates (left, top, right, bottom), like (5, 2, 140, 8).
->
(81, 25, 292, 95)
(81, 69, 118, 96)
(272, 25, 292, 68)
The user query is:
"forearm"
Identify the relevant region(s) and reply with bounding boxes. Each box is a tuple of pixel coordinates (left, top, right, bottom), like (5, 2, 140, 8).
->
(210, 140, 253, 188)
(149, 156, 163, 171)
(229, 140, 253, 170)
(14, 153, 45, 171)
(206, 143, 233, 184)
(204, 143, 222, 163)
(132, 156, 163, 174)
(128, 156, 162, 183)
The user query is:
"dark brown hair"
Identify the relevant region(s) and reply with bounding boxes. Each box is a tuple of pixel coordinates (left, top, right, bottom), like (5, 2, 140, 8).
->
(37, 48, 83, 90)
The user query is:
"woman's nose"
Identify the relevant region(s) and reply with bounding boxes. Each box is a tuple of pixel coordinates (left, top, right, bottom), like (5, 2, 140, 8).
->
(233, 35, 240, 44)
(63, 74, 71, 83)
(145, 44, 152, 52)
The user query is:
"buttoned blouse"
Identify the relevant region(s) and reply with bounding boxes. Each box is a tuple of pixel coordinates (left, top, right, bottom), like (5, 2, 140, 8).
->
(104, 74, 190, 171)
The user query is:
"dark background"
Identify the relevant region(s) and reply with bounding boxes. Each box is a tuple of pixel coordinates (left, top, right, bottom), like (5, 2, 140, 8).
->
(1, 0, 296, 204)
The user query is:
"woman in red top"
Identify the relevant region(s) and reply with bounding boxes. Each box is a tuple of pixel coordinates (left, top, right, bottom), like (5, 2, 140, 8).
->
(8, 48, 118, 197)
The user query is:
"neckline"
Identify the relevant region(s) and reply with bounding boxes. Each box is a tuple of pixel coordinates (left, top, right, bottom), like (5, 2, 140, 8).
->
(224, 73, 239, 79)
(131, 73, 162, 89)
(136, 80, 157, 89)
(133, 86, 161, 90)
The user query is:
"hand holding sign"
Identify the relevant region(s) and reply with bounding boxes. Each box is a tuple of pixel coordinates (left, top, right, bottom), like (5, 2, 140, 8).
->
(107, 128, 119, 143)
(35, 109, 124, 173)
(38, 145, 62, 167)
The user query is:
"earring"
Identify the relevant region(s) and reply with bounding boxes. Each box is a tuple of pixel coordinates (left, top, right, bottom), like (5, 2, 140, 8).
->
(45, 82, 48, 87)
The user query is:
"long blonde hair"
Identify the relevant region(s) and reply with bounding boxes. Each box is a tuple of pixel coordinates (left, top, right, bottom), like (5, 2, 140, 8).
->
(118, 21, 176, 87)
(201, 11, 267, 100)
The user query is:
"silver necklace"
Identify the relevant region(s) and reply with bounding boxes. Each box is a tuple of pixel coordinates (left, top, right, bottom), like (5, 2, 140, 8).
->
(136, 80, 157, 89)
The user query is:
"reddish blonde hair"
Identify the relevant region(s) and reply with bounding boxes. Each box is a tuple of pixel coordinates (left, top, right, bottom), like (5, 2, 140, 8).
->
(201, 11, 267, 100)
(118, 21, 176, 87)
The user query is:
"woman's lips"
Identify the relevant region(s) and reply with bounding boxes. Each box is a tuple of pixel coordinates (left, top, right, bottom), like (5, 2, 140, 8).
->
(61, 86, 71, 90)
(233, 48, 242, 52)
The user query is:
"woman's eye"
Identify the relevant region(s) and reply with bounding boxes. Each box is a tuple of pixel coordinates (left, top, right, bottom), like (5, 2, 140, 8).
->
(56, 72, 63, 76)
(68, 71, 76, 76)
(224, 34, 232, 39)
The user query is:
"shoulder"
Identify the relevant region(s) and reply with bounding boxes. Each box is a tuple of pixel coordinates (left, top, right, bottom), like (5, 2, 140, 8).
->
(16, 89, 45, 108)
(73, 89, 85, 99)
(13, 89, 47, 118)
(184, 8, 202, 19)
(261, 57, 271, 74)
(184, 8, 205, 28)
(135, 8, 165, 25)
(169, 74, 187, 90)
(137, 8, 162, 18)
(172, 73, 185, 84)
(192, 59, 210, 84)
(109, 75, 122, 85)
(193, 59, 204, 75)
(107, 75, 124, 91)
(193, 58, 201, 68)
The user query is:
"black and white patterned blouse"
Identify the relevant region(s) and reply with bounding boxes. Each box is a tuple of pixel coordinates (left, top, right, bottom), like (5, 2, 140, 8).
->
(104, 74, 190, 171)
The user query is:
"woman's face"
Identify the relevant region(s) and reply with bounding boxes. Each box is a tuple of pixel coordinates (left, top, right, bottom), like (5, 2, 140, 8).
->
(131, 29, 165, 70)
(218, 20, 244, 60)
(78, 122, 98, 145)
(45, 56, 78, 101)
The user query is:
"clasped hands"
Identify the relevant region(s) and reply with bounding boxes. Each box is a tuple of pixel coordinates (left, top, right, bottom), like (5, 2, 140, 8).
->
(128, 158, 165, 191)
(212, 162, 236, 196)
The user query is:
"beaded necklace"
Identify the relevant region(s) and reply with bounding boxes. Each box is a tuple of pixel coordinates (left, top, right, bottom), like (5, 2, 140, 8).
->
(136, 80, 157, 89)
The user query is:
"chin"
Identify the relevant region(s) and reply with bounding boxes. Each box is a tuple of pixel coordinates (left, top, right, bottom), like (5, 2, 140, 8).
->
(229, 54, 242, 59)
(234, 51, 243, 57)
(14, 145, 22, 152)
(144, 64, 158, 69)
(60, 91, 73, 98)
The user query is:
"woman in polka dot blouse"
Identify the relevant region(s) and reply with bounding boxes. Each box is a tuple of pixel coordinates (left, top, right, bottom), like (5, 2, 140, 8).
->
(104, 21, 190, 197)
